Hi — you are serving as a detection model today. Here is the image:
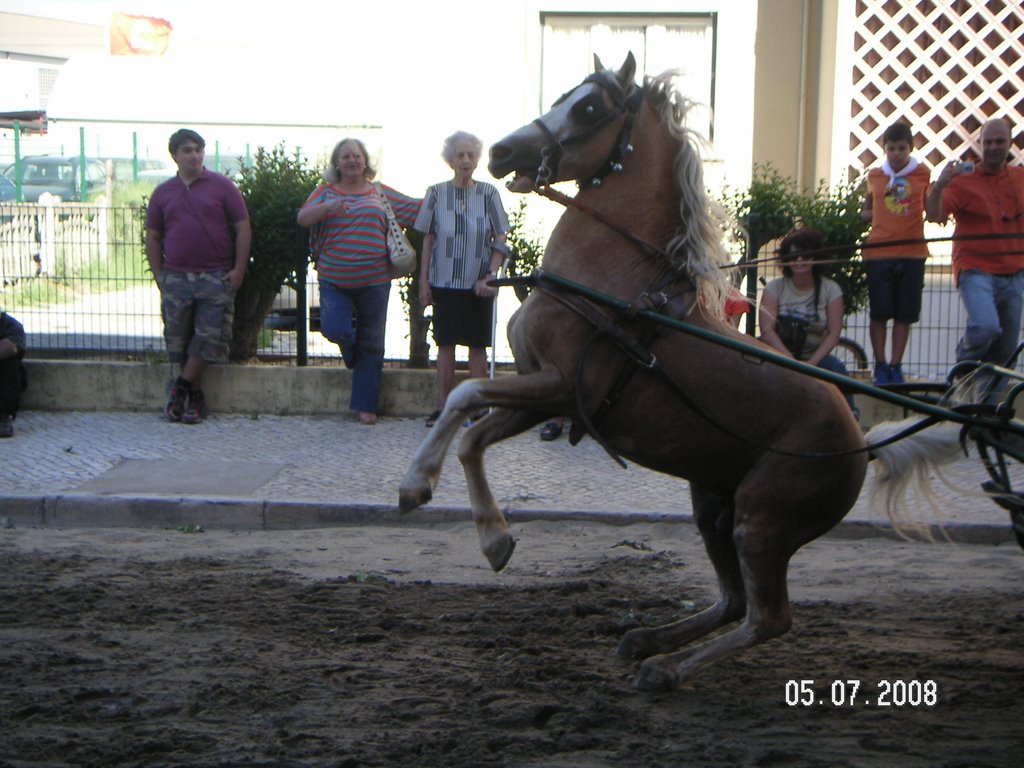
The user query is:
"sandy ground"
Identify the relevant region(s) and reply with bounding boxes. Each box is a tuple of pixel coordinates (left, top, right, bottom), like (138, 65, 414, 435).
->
(1, 520, 1022, 768)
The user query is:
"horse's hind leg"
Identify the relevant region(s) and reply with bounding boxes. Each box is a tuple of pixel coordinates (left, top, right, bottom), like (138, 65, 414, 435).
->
(632, 462, 855, 690)
(618, 484, 746, 660)
(633, 521, 794, 691)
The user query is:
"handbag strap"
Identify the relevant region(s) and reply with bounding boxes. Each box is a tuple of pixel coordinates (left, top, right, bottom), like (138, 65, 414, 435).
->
(373, 182, 403, 235)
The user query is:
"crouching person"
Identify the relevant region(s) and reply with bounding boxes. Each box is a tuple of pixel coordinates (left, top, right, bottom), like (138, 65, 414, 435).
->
(0, 310, 27, 437)
(145, 128, 250, 423)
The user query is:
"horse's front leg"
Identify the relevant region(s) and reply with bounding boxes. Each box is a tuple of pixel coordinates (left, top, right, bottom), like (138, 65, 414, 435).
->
(399, 369, 566, 516)
(398, 383, 475, 513)
(458, 406, 543, 571)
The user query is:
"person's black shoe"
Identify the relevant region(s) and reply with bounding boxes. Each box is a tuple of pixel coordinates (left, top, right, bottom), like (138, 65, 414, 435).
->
(0, 414, 14, 438)
(164, 380, 188, 422)
(181, 389, 208, 425)
(463, 409, 488, 427)
(540, 421, 563, 441)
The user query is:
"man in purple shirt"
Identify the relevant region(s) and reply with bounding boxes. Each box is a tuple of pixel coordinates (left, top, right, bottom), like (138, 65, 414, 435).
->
(146, 129, 250, 424)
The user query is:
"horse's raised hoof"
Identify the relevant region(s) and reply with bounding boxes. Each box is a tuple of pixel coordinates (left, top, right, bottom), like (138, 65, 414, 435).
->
(398, 484, 432, 514)
(634, 658, 680, 693)
(483, 533, 516, 572)
(616, 628, 660, 660)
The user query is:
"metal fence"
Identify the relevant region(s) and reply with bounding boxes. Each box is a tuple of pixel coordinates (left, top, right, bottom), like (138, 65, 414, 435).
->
(0, 200, 1007, 382)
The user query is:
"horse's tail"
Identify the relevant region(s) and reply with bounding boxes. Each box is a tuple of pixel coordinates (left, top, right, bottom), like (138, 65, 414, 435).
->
(865, 418, 964, 536)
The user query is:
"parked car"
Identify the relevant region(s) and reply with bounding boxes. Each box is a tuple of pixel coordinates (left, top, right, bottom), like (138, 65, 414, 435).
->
(2, 156, 107, 202)
(102, 157, 174, 186)
(0, 174, 16, 202)
(208, 154, 244, 181)
(269, 265, 321, 332)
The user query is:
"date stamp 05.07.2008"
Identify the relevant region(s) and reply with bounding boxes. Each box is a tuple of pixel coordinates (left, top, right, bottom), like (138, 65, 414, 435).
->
(784, 679, 938, 708)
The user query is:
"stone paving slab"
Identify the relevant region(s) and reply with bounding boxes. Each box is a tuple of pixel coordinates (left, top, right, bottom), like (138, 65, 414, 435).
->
(0, 410, 1017, 545)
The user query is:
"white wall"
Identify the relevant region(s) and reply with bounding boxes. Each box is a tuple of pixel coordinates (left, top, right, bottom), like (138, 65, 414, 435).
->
(35, 0, 757, 213)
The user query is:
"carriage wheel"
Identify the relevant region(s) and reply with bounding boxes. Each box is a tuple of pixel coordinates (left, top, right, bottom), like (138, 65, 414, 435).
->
(981, 480, 1024, 551)
(834, 337, 869, 373)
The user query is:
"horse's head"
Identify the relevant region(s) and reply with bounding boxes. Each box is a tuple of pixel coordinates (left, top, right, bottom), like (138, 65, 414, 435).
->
(489, 53, 643, 191)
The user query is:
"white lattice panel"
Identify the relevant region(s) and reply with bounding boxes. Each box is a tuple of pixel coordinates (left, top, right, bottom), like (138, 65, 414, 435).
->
(847, 0, 1024, 180)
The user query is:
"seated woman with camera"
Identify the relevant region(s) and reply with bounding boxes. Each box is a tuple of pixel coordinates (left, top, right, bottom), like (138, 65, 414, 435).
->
(758, 227, 856, 413)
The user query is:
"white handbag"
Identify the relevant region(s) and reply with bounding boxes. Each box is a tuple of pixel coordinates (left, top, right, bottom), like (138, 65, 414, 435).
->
(374, 183, 416, 278)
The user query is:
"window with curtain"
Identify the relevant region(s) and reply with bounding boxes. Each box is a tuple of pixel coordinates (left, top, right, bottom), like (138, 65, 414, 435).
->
(540, 13, 717, 141)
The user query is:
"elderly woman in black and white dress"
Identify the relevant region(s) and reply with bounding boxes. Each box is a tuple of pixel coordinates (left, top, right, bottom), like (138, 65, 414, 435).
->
(415, 131, 509, 427)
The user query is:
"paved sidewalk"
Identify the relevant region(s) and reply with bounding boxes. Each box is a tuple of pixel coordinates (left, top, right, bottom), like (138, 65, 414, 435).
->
(0, 410, 1018, 545)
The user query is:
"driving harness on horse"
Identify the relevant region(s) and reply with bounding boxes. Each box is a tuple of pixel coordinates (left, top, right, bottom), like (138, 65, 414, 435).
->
(496, 268, 697, 468)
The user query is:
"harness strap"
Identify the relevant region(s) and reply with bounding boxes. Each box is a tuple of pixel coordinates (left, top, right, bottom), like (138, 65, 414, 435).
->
(531, 273, 696, 467)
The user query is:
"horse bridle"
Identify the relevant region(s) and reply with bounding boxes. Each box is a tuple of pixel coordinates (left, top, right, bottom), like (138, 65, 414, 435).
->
(528, 77, 674, 266)
(532, 72, 645, 189)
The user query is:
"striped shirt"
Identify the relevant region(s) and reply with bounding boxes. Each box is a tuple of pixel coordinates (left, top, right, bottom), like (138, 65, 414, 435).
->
(303, 183, 421, 288)
(413, 180, 509, 290)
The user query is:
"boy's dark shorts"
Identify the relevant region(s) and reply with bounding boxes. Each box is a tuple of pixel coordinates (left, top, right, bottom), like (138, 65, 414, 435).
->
(866, 258, 926, 324)
(160, 269, 236, 364)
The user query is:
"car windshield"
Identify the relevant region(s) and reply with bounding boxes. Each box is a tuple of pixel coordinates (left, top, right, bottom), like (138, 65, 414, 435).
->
(23, 161, 74, 182)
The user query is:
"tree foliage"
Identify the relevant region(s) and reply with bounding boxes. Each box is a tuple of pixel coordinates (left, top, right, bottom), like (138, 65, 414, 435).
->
(231, 145, 321, 361)
(504, 198, 547, 301)
(719, 163, 799, 257)
(793, 176, 871, 315)
(399, 228, 429, 368)
(506, 198, 546, 276)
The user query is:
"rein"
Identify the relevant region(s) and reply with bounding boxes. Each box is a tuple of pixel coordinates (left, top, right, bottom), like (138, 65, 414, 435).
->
(735, 230, 1024, 273)
(495, 270, 1024, 463)
(534, 184, 671, 260)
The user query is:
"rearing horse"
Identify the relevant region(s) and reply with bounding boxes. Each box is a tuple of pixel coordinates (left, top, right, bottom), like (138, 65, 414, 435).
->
(400, 53, 867, 690)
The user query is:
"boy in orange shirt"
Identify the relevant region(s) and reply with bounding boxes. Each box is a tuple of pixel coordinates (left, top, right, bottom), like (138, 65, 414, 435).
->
(860, 122, 931, 385)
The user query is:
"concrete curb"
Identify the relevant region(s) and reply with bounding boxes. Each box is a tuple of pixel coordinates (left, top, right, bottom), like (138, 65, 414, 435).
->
(1, 493, 1015, 546)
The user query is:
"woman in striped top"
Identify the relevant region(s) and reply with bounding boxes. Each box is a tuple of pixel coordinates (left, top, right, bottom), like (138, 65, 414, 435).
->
(298, 138, 420, 425)
(414, 131, 509, 427)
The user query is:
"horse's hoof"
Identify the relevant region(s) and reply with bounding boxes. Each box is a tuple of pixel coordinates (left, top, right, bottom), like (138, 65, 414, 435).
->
(634, 658, 679, 692)
(398, 484, 432, 514)
(483, 534, 516, 572)
(616, 628, 658, 660)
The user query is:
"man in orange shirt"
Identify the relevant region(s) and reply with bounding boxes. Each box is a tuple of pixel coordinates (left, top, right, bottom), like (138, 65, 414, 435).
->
(861, 122, 932, 385)
(927, 118, 1024, 367)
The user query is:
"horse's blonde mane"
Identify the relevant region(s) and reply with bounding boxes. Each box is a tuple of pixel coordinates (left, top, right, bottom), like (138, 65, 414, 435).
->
(642, 71, 731, 316)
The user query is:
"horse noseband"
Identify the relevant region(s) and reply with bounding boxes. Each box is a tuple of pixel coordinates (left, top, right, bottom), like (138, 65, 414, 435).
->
(532, 119, 561, 187)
